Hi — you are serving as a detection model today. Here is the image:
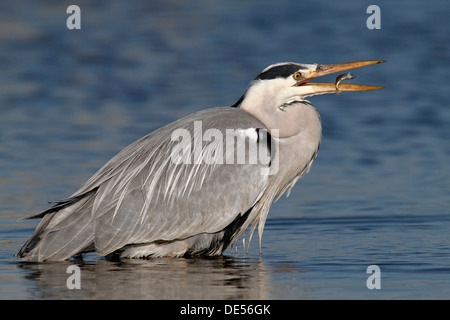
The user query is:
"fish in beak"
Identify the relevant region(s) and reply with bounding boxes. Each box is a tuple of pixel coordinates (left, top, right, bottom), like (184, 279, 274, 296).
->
(296, 60, 385, 95)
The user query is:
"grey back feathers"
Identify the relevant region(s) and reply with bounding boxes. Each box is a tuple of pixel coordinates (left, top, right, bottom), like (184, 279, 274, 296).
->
(17, 108, 277, 261)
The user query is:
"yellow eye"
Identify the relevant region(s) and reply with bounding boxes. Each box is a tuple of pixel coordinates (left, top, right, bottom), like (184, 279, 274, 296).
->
(293, 72, 302, 80)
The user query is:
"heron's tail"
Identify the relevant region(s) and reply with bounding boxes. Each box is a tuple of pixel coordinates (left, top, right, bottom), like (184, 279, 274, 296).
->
(16, 189, 97, 262)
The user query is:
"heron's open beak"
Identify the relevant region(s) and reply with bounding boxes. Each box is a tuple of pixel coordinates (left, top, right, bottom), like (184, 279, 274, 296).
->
(297, 60, 385, 94)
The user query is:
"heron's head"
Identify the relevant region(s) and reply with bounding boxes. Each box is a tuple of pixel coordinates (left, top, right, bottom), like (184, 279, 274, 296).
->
(237, 60, 384, 138)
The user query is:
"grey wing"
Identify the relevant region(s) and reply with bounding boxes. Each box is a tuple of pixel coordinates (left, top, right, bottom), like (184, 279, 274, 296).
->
(18, 107, 272, 260)
(91, 107, 272, 256)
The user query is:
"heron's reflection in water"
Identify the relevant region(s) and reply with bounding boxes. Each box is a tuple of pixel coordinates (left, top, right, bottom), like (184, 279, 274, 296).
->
(18, 255, 280, 299)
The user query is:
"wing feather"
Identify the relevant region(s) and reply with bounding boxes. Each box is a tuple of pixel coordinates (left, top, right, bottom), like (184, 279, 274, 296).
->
(91, 107, 271, 255)
(19, 107, 273, 260)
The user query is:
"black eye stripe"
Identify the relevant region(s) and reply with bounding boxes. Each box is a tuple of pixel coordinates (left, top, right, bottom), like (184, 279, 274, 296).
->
(256, 64, 306, 80)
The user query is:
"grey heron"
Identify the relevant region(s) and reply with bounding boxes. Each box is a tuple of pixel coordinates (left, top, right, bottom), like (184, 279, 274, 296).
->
(17, 60, 384, 262)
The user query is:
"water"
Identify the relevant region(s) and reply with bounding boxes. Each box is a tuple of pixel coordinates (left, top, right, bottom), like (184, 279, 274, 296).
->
(1, 0, 449, 300)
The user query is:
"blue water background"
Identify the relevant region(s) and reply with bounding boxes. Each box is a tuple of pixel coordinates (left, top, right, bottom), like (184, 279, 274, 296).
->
(0, 0, 449, 299)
